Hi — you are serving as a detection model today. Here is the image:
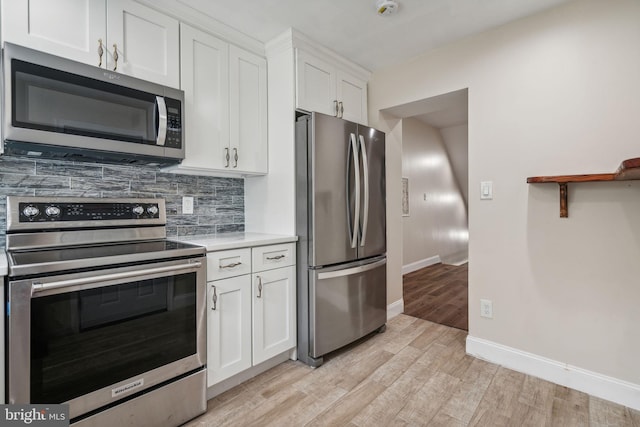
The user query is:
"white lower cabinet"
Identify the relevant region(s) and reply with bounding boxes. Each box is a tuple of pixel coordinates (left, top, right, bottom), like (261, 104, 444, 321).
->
(207, 275, 252, 386)
(252, 266, 296, 364)
(206, 243, 296, 387)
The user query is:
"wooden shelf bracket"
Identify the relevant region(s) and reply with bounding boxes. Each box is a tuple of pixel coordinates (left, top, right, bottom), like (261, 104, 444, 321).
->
(559, 183, 568, 218)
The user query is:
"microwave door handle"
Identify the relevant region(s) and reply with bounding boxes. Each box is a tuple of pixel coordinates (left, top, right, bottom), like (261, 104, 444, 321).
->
(155, 96, 168, 146)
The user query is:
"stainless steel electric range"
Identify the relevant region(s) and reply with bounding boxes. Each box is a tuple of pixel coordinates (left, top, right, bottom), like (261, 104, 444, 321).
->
(4, 196, 207, 427)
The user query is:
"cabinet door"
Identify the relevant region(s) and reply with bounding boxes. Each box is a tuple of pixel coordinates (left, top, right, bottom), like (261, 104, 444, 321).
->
(179, 24, 230, 171)
(337, 70, 368, 125)
(1, 0, 106, 66)
(229, 46, 268, 174)
(106, 0, 179, 87)
(252, 266, 296, 364)
(207, 276, 252, 386)
(295, 50, 337, 117)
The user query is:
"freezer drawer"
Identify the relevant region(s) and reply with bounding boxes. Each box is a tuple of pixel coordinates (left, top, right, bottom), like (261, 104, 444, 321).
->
(309, 257, 386, 358)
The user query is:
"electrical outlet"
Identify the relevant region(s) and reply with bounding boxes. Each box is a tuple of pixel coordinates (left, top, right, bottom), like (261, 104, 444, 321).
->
(182, 196, 194, 214)
(480, 299, 493, 318)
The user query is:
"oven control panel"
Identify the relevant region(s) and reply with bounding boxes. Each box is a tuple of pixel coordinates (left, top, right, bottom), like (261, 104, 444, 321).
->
(18, 201, 162, 222)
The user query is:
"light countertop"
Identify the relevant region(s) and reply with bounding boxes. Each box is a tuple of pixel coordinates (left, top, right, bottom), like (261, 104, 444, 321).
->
(170, 232, 297, 252)
(0, 251, 7, 276)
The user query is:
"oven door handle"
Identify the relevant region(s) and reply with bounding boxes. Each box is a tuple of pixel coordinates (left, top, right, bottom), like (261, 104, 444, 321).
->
(31, 261, 202, 295)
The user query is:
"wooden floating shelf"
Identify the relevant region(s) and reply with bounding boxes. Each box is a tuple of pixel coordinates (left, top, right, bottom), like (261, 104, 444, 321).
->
(527, 158, 640, 218)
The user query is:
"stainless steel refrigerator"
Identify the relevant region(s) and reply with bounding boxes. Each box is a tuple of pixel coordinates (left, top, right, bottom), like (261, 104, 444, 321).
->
(296, 111, 386, 367)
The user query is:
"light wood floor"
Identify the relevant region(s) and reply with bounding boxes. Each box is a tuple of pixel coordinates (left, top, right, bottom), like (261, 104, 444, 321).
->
(184, 314, 639, 427)
(403, 263, 468, 331)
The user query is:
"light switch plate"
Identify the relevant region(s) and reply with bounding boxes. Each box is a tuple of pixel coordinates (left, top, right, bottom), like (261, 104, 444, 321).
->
(480, 181, 493, 200)
(182, 196, 194, 214)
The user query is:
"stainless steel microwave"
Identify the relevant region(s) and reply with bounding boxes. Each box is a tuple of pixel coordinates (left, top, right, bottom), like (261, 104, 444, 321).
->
(1, 43, 184, 165)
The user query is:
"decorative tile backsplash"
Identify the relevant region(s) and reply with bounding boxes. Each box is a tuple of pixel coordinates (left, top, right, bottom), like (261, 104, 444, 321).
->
(0, 156, 244, 248)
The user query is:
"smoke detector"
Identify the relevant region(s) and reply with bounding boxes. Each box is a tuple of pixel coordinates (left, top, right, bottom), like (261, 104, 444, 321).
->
(376, 0, 398, 16)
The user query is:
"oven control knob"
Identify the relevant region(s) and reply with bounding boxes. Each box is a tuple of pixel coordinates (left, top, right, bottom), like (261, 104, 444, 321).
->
(45, 206, 61, 217)
(132, 205, 145, 216)
(23, 205, 40, 218)
(147, 205, 159, 216)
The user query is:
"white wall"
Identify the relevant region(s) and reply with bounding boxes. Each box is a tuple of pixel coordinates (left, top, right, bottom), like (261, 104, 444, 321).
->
(440, 123, 469, 207)
(370, 0, 640, 405)
(402, 118, 467, 266)
(245, 34, 296, 235)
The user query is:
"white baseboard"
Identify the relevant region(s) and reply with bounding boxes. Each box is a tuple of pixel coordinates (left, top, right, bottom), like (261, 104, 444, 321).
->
(387, 299, 404, 320)
(466, 335, 640, 411)
(402, 255, 441, 275)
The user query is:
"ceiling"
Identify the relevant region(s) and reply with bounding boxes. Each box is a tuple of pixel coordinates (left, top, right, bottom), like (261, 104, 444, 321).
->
(176, 0, 571, 72)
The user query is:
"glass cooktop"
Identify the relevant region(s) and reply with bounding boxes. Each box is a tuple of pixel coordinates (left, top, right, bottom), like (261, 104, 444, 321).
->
(8, 240, 204, 277)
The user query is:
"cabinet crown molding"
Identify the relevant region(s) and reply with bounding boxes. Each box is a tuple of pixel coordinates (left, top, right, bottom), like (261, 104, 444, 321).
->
(268, 28, 371, 81)
(134, 0, 265, 56)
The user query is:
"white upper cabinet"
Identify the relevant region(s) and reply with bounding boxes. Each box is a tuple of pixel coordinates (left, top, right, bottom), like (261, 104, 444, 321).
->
(295, 48, 368, 125)
(106, 0, 179, 87)
(178, 24, 230, 172)
(1, 0, 180, 88)
(1, 0, 106, 65)
(336, 70, 368, 125)
(229, 46, 268, 174)
(168, 24, 267, 176)
(296, 50, 337, 117)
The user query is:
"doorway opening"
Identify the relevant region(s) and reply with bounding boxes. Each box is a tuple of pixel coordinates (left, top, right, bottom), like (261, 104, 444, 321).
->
(385, 88, 469, 330)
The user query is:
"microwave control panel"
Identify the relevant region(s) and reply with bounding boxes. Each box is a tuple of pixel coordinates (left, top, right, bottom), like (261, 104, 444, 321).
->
(164, 98, 182, 149)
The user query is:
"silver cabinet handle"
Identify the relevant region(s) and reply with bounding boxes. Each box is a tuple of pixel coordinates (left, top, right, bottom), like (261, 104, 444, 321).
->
(220, 261, 242, 269)
(233, 148, 238, 168)
(338, 101, 344, 118)
(334, 100, 339, 117)
(266, 254, 285, 260)
(211, 285, 217, 310)
(358, 134, 369, 246)
(224, 148, 230, 167)
(98, 39, 104, 67)
(256, 276, 262, 298)
(112, 44, 118, 71)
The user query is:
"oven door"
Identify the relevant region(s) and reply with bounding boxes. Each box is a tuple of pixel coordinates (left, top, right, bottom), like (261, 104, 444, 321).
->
(6, 256, 206, 420)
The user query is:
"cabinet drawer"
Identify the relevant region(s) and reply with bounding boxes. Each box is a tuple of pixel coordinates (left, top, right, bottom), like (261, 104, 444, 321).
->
(252, 243, 296, 272)
(207, 248, 252, 281)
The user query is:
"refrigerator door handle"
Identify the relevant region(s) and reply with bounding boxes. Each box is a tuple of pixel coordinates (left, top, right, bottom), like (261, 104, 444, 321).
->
(317, 258, 387, 280)
(349, 133, 361, 249)
(358, 134, 369, 247)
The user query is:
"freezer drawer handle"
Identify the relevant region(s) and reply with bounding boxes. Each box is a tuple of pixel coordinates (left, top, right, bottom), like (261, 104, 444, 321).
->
(317, 258, 386, 280)
(266, 254, 286, 261)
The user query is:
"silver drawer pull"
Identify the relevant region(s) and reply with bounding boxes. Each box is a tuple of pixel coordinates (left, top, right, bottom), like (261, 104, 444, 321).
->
(220, 262, 242, 269)
(212, 286, 218, 311)
(266, 254, 286, 261)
